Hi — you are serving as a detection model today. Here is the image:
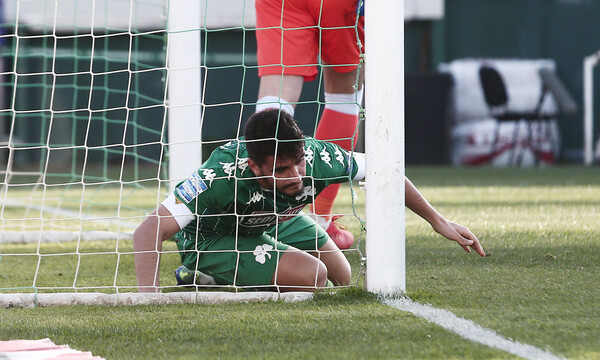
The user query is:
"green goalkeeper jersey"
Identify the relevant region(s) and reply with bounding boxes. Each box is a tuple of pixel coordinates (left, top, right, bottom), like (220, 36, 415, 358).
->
(172, 137, 359, 241)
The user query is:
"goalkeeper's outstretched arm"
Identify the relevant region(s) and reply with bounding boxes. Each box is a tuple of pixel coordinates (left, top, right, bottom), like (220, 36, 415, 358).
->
(133, 205, 181, 292)
(348, 153, 483, 256)
(404, 177, 486, 257)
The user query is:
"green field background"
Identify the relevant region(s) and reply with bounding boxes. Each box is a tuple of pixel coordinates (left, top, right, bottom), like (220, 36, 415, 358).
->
(1, 166, 599, 359)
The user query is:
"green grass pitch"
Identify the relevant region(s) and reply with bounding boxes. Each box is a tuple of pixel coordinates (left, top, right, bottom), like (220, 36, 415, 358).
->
(1, 166, 599, 359)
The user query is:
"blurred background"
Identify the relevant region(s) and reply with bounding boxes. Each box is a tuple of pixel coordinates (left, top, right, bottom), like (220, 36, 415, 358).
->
(1, 0, 599, 171)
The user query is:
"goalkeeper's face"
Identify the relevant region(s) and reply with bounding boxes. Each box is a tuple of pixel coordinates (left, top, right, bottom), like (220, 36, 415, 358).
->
(249, 152, 307, 197)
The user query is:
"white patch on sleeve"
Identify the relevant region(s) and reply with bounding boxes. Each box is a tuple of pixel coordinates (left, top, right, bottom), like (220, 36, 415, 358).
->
(176, 172, 208, 203)
(162, 193, 195, 229)
(352, 153, 366, 181)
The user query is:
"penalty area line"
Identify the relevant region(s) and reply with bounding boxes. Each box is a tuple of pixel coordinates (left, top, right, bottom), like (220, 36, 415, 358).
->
(383, 297, 564, 360)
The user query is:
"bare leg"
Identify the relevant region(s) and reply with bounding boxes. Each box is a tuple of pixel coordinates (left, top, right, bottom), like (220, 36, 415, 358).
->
(323, 66, 364, 94)
(258, 74, 304, 105)
(272, 247, 328, 292)
(312, 239, 351, 286)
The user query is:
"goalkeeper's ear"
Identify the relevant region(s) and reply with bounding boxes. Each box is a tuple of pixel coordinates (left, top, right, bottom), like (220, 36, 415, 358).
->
(247, 157, 262, 177)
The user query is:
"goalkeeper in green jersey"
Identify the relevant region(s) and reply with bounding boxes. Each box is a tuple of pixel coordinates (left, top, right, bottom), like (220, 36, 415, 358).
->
(133, 109, 485, 293)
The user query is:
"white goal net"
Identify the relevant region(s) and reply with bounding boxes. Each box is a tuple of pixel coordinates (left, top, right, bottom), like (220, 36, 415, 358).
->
(0, 0, 385, 306)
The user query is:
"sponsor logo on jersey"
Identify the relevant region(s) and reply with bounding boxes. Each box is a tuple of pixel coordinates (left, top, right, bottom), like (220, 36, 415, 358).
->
(294, 185, 315, 202)
(221, 158, 250, 178)
(176, 172, 208, 204)
(238, 204, 305, 227)
(200, 169, 216, 184)
(320, 148, 332, 167)
(221, 161, 235, 178)
(336, 148, 353, 174)
(335, 148, 345, 166)
(237, 158, 249, 173)
(253, 244, 273, 264)
(305, 146, 314, 166)
(246, 191, 266, 205)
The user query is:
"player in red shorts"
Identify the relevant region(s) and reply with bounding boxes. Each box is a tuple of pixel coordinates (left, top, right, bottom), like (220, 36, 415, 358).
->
(254, 0, 365, 249)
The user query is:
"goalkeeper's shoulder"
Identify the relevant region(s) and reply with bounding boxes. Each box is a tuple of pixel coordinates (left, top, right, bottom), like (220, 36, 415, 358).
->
(306, 137, 365, 181)
(205, 140, 246, 164)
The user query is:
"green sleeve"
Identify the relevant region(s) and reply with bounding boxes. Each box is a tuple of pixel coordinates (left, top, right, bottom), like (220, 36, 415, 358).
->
(173, 148, 236, 214)
(305, 138, 358, 186)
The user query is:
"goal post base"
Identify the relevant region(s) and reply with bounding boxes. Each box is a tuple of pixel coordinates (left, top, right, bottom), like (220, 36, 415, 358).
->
(0, 291, 314, 308)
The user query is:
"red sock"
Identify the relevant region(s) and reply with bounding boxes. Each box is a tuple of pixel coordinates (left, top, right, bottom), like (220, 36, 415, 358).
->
(312, 183, 340, 218)
(314, 108, 359, 150)
(312, 109, 359, 220)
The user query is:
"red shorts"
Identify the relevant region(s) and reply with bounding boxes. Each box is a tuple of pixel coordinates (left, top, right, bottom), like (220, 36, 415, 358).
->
(255, 0, 365, 81)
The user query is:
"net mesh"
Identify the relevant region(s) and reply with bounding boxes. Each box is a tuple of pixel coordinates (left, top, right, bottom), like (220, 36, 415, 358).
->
(1, 1, 167, 239)
(0, 0, 365, 301)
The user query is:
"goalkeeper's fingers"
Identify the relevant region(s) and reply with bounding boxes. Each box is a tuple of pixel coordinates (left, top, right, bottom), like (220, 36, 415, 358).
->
(452, 222, 486, 257)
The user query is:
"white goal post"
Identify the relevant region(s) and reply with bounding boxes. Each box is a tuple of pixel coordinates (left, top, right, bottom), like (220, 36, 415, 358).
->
(166, 0, 202, 190)
(364, 0, 406, 294)
(583, 50, 600, 166)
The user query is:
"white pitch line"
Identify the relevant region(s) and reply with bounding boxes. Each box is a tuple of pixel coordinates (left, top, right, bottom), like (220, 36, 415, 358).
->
(384, 297, 564, 360)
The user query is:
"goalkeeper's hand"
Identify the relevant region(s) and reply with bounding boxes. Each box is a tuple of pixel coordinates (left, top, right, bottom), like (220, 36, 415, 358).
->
(432, 219, 486, 257)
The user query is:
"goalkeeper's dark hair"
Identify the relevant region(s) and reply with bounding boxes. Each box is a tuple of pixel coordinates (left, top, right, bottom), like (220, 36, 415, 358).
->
(244, 109, 304, 166)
